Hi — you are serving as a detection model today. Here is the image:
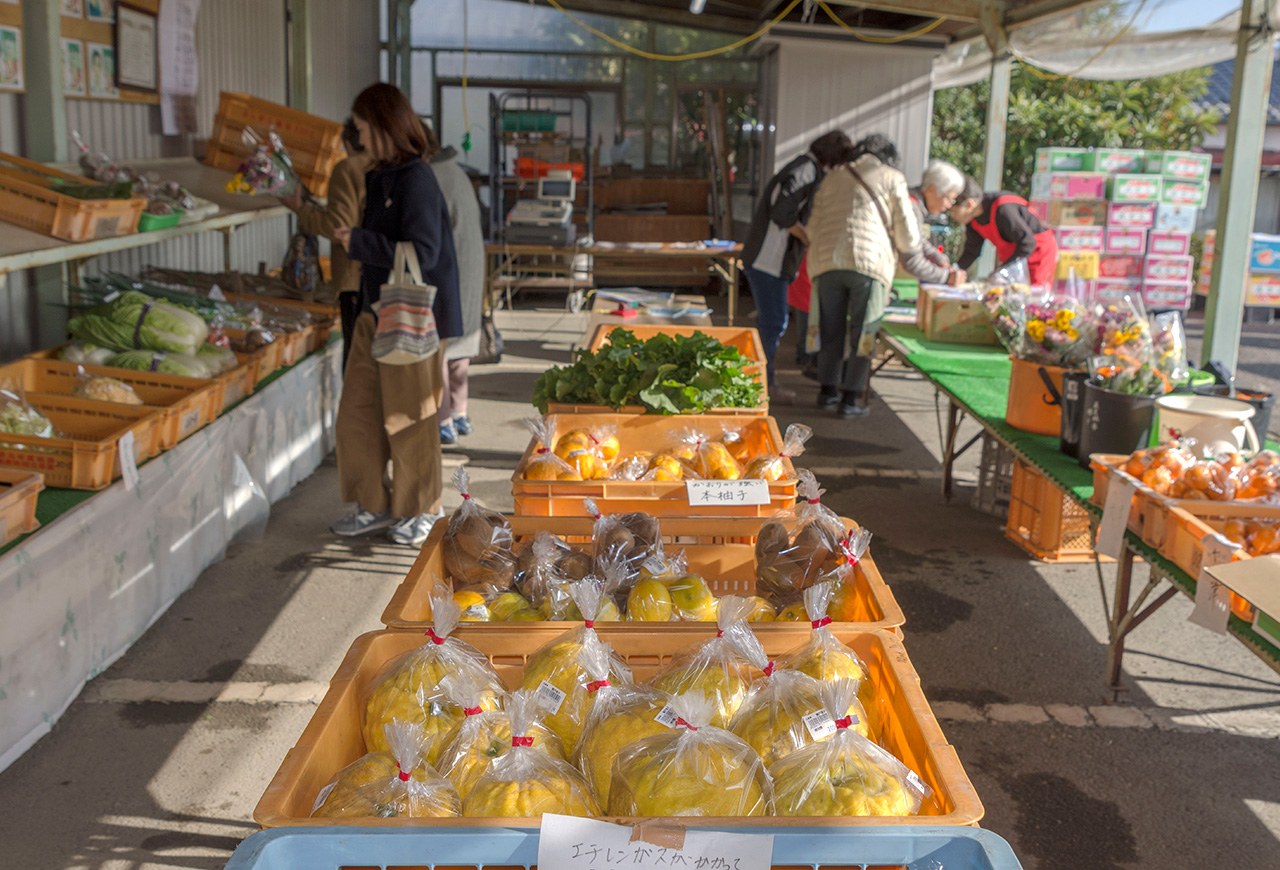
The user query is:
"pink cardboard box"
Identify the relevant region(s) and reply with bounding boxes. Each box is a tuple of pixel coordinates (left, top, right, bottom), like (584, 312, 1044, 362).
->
(1143, 280, 1192, 310)
(1147, 231, 1192, 256)
(1047, 172, 1109, 201)
(1093, 278, 1142, 306)
(1029, 200, 1049, 222)
(1143, 254, 1196, 283)
(1098, 255, 1144, 279)
(1054, 226, 1104, 253)
(1104, 228, 1147, 255)
(1107, 201, 1157, 229)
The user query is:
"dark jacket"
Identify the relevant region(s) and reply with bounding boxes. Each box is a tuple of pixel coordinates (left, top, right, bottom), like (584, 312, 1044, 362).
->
(957, 191, 1048, 271)
(348, 159, 463, 339)
(742, 152, 820, 283)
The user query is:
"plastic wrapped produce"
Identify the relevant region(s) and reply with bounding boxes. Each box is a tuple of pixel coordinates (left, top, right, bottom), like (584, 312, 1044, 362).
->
(486, 589, 546, 622)
(754, 470, 846, 605)
(646, 596, 766, 727)
(108, 350, 213, 379)
(363, 589, 505, 762)
(1238, 451, 1280, 500)
(462, 690, 600, 818)
(744, 423, 810, 481)
(68, 290, 209, 355)
(435, 680, 564, 800)
(522, 417, 582, 481)
(771, 680, 930, 817)
(520, 583, 634, 747)
(59, 341, 117, 366)
(453, 590, 491, 622)
(729, 664, 868, 770)
(643, 452, 698, 481)
(634, 549, 717, 622)
(610, 450, 655, 481)
(554, 424, 619, 479)
(607, 692, 774, 817)
(311, 721, 461, 819)
(0, 388, 55, 438)
(513, 531, 593, 616)
(573, 682, 673, 806)
(584, 498, 661, 582)
(72, 370, 142, 405)
(196, 342, 239, 374)
(1122, 441, 1198, 495)
(442, 467, 518, 594)
(670, 427, 743, 480)
(779, 580, 869, 685)
(1170, 459, 1237, 501)
(823, 528, 875, 623)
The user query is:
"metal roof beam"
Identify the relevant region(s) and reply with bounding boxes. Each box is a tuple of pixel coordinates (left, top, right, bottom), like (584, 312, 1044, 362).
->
(953, 0, 1106, 42)
(824, 0, 984, 23)
(528, 0, 757, 35)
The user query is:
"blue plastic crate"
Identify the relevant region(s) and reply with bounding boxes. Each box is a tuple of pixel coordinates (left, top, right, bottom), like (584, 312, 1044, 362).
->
(224, 826, 1023, 870)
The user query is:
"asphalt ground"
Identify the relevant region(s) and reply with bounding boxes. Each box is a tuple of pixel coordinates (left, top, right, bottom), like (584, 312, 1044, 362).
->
(0, 300, 1277, 870)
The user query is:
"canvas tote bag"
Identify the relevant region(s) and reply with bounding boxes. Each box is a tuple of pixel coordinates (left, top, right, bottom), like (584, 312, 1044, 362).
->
(371, 241, 440, 365)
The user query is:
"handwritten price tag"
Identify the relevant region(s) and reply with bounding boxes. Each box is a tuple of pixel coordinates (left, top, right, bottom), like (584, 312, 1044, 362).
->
(118, 430, 140, 492)
(1188, 533, 1237, 634)
(539, 814, 773, 870)
(1095, 477, 1137, 561)
(685, 479, 769, 507)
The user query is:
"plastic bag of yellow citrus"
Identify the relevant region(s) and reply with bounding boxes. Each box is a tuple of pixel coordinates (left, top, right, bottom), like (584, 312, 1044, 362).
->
(754, 470, 847, 606)
(436, 679, 566, 800)
(646, 596, 766, 727)
(633, 549, 718, 622)
(744, 423, 811, 482)
(814, 526, 874, 623)
(610, 450, 654, 481)
(364, 588, 505, 763)
(520, 582, 634, 748)
(584, 498, 661, 585)
(522, 417, 583, 481)
(771, 680, 930, 817)
(779, 579, 869, 685)
(554, 424, 620, 476)
(573, 681, 673, 807)
(312, 720, 462, 819)
(443, 466, 518, 595)
(462, 689, 600, 818)
(669, 426, 744, 480)
(608, 692, 773, 816)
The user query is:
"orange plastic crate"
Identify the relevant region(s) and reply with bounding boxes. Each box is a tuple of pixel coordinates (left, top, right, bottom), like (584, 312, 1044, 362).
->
(215, 356, 261, 413)
(1159, 502, 1280, 621)
(0, 469, 43, 546)
(0, 152, 147, 241)
(381, 515, 903, 634)
(1005, 461, 1097, 563)
(253, 627, 982, 828)
(204, 92, 345, 197)
(512, 413, 795, 517)
(0, 397, 165, 489)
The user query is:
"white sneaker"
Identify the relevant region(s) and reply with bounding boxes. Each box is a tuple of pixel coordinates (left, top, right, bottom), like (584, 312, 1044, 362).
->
(331, 506, 393, 536)
(387, 510, 445, 547)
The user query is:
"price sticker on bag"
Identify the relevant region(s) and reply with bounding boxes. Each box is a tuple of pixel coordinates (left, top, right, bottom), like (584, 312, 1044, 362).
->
(686, 478, 770, 507)
(1095, 476, 1137, 561)
(209, 283, 227, 301)
(534, 679, 567, 715)
(802, 709, 837, 741)
(118, 430, 140, 492)
(1188, 533, 1238, 634)
(653, 704, 680, 728)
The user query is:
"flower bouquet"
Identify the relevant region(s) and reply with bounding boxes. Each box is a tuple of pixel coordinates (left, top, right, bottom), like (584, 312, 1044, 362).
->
(226, 128, 302, 196)
(1088, 297, 1185, 396)
(1017, 295, 1092, 367)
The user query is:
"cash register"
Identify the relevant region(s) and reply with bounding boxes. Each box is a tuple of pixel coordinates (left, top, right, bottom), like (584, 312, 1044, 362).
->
(505, 170, 577, 245)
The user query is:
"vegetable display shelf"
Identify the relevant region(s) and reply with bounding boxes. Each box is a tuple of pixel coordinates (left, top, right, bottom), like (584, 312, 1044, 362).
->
(253, 628, 982, 829)
(0, 469, 43, 547)
(0, 397, 165, 489)
(511, 413, 794, 518)
(381, 515, 904, 635)
(223, 292, 339, 355)
(224, 827, 1024, 870)
(215, 353, 262, 415)
(0, 152, 147, 242)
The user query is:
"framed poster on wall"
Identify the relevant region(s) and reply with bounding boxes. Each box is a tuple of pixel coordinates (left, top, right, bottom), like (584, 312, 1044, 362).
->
(61, 0, 84, 18)
(62, 36, 85, 96)
(0, 24, 21, 92)
(86, 0, 114, 25)
(87, 40, 116, 98)
(115, 3, 156, 91)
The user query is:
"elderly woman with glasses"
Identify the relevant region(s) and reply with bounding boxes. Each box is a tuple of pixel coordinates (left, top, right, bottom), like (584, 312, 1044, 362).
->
(906, 159, 968, 287)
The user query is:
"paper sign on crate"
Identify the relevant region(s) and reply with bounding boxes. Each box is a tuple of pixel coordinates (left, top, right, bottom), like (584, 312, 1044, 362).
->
(686, 478, 771, 507)
(1096, 476, 1138, 562)
(1189, 534, 1239, 634)
(539, 814, 774, 870)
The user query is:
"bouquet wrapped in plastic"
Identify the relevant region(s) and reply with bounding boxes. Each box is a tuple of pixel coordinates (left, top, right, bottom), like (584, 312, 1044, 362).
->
(522, 417, 582, 481)
(520, 582, 634, 747)
(771, 680, 930, 817)
(981, 285, 1027, 352)
(435, 680, 565, 800)
(779, 580, 870, 685)
(1090, 298, 1180, 396)
(442, 467, 518, 594)
(462, 689, 600, 817)
(646, 596, 766, 727)
(1017, 295, 1093, 367)
(744, 423, 810, 481)
(754, 470, 847, 605)
(226, 128, 302, 196)
(363, 589, 505, 762)
(312, 720, 461, 819)
(573, 682, 674, 806)
(607, 692, 774, 816)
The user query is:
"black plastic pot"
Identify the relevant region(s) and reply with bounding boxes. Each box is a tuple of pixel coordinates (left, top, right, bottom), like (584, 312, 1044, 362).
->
(1192, 384, 1274, 444)
(1077, 379, 1157, 469)
(1059, 371, 1089, 458)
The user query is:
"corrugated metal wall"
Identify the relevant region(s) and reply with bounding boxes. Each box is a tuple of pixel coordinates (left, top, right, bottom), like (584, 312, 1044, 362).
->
(311, 0, 382, 122)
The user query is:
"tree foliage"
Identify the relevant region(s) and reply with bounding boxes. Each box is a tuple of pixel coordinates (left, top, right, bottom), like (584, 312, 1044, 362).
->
(931, 64, 1222, 194)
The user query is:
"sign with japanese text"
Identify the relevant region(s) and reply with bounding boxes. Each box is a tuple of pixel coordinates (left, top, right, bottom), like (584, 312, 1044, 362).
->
(686, 479, 770, 507)
(539, 814, 773, 870)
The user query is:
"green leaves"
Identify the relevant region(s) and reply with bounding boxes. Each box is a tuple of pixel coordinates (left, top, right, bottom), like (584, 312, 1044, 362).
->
(531, 328, 764, 414)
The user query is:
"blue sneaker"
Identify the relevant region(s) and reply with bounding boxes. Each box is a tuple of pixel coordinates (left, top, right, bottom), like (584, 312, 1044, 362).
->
(453, 414, 473, 436)
(439, 418, 458, 445)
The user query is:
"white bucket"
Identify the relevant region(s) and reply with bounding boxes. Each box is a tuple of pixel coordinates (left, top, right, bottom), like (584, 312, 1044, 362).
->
(1153, 394, 1260, 457)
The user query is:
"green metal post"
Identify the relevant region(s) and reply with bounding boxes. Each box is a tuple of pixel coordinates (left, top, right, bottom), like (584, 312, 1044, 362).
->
(289, 0, 313, 113)
(1203, 0, 1273, 374)
(978, 54, 1011, 276)
(398, 0, 413, 97)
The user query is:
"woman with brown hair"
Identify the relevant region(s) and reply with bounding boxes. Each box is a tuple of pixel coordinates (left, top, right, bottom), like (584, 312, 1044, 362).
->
(331, 83, 463, 547)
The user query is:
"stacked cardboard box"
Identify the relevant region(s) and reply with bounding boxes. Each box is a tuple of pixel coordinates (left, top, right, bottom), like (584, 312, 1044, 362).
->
(1031, 147, 1210, 310)
(1199, 230, 1280, 307)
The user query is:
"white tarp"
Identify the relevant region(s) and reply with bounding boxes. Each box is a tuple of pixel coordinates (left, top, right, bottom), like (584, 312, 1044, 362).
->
(0, 343, 343, 774)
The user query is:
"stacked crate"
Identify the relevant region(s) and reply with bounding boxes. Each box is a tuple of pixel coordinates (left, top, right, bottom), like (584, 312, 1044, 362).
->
(1198, 229, 1280, 308)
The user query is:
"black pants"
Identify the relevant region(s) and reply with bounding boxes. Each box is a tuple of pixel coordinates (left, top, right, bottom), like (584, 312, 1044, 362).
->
(338, 291, 360, 369)
(816, 270, 881, 395)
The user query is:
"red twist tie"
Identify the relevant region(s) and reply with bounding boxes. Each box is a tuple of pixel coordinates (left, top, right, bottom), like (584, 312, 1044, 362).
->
(840, 534, 860, 566)
(763, 661, 776, 677)
(716, 629, 724, 638)
(463, 706, 482, 716)
(425, 628, 445, 645)
(537, 447, 549, 454)
(512, 735, 534, 747)
(587, 679, 610, 692)
(397, 765, 412, 782)
(674, 717, 698, 732)
(807, 497, 820, 505)
(811, 616, 833, 629)
(584, 619, 594, 629)
(835, 716, 854, 730)
(461, 493, 472, 501)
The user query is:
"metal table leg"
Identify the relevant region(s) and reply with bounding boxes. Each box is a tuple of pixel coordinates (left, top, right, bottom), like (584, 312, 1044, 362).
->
(942, 399, 962, 502)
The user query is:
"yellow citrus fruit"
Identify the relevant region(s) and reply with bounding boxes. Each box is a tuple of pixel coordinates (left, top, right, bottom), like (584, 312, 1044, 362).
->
(702, 442, 742, 480)
(489, 591, 534, 621)
(462, 765, 600, 817)
(312, 752, 461, 818)
(566, 448, 607, 480)
(596, 434, 620, 463)
(627, 578, 674, 621)
(729, 673, 870, 770)
(776, 602, 808, 621)
(647, 454, 685, 479)
(554, 430, 593, 461)
(664, 574, 717, 621)
(521, 637, 630, 748)
(574, 689, 671, 806)
(827, 577, 870, 622)
(608, 731, 772, 816)
(438, 713, 566, 799)
(772, 749, 916, 816)
(453, 591, 490, 622)
(744, 596, 776, 622)
(649, 661, 753, 728)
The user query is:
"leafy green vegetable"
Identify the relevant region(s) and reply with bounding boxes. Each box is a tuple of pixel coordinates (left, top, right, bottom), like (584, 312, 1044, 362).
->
(68, 290, 209, 356)
(109, 350, 213, 379)
(0, 392, 54, 437)
(531, 328, 763, 414)
(196, 342, 239, 374)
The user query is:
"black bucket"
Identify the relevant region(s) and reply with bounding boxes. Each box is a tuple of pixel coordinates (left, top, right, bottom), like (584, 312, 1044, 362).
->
(1193, 384, 1275, 444)
(1077, 379, 1158, 468)
(1059, 371, 1089, 458)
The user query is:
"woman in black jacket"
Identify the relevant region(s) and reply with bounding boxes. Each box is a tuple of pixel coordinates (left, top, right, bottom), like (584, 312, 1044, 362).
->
(331, 83, 463, 547)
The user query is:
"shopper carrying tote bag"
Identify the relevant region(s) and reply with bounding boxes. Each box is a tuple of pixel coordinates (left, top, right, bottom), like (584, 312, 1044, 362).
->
(371, 241, 440, 365)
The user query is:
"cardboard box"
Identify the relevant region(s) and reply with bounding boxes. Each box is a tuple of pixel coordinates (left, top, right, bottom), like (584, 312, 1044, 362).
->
(1044, 172, 1109, 201)
(1154, 203, 1199, 235)
(1054, 277, 1095, 297)
(1250, 234, 1280, 273)
(1143, 254, 1195, 283)
(1055, 251, 1100, 280)
(1197, 262, 1213, 296)
(1142, 280, 1193, 310)
(1035, 147, 1090, 172)
(1106, 201, 1157, 229)
(1203, 228, 1215, 256)
(1147, 231, 1191, 256)
(1029, 200, 1049, 222)
(1160, 178, 1209, 209)
(1148, 150, 1212, 181)
(917, 284, 999, 345)
(1082, 148, 1147, 174)
(1054, 225, 1104, 253)
(1107, 174, 1163, 203)
(1104, 227, 1147, 255)
(1247, 273, 1280, 307)
(1046, 200, 1107, 226)
(1093, 277, 1142, 306)
(1098, 254, 1144, 279)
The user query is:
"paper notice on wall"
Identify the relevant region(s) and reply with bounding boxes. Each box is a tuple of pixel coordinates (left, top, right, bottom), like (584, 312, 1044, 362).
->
(159, 0, 201, 135)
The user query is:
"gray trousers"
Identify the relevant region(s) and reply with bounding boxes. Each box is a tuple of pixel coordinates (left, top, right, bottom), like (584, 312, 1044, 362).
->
(816, 269, 881, 394)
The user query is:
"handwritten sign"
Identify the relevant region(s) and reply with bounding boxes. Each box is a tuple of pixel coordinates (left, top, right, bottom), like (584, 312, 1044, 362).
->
(1188, 533, 1237, 634)
(539, 814, 773, 870)
(686, 479, 769, 507)
(118, 430, 140, 492)
(1095, 477, 1137, 561)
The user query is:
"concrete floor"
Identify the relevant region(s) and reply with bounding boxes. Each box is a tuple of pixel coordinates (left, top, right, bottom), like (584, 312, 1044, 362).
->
(1, 303, 1279, 870)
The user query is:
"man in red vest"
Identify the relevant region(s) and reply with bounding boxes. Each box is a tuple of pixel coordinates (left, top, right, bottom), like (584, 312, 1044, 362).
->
(950, 175, 1058, 288)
